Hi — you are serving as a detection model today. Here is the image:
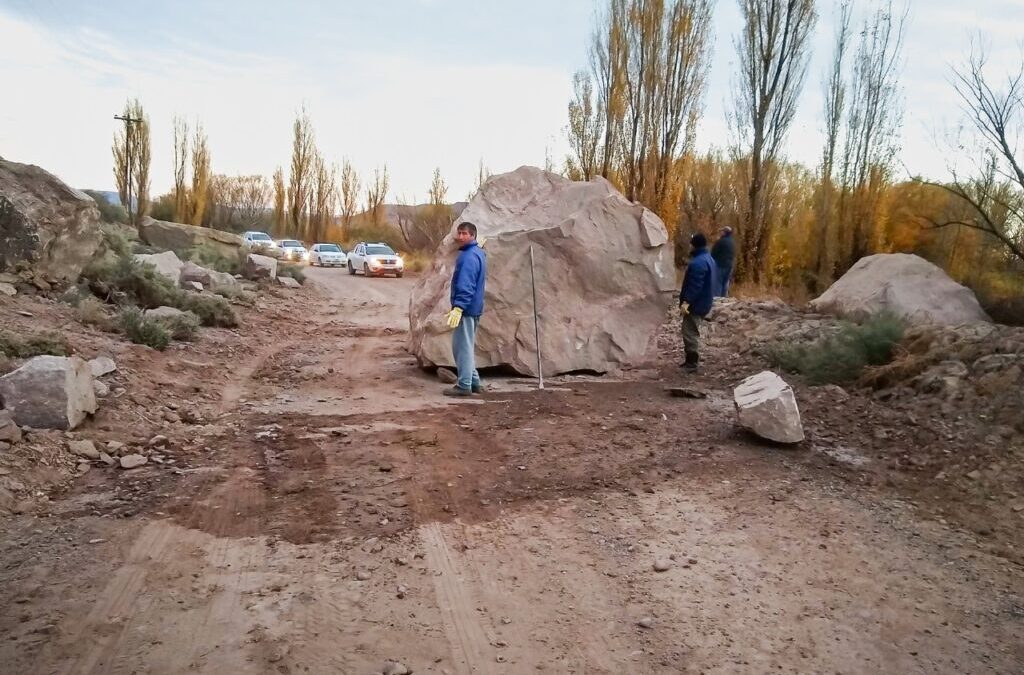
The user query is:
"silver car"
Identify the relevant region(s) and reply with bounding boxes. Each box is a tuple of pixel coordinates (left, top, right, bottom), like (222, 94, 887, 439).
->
(309, 243, 348, 267)
(275, 239, 309, 263)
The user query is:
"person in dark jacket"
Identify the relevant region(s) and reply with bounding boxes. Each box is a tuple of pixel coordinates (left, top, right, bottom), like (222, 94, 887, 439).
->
(710, 226, 736, 297)
(443, 221, 487, 396)
(678, 232, 718, 372)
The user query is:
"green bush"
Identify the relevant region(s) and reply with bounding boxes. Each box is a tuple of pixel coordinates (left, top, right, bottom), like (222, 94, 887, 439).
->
(84, 190, 128, 224)
(179, 293, 238, 327)
(188, 243, 242, 275)
(0, 331, 69, 358)
(82, 255, 181, 308)
(152, 311, 200, 340)
(277, 263, 306, 284)
(767, 313, 905, 385)
(118, 307, 171, 350)
(75, 296, 116, 331)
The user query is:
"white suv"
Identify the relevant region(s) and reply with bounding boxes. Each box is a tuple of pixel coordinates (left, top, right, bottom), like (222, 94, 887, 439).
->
(347, 242, 404, 278)
(243, 231, 275, 252)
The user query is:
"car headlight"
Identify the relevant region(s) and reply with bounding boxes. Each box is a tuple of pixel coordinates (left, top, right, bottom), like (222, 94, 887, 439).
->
(396, 258, 404, 267)
(302, 251, 310, 259)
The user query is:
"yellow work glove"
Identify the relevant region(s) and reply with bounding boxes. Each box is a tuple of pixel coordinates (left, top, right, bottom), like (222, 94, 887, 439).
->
(679, 301, 690, 316)
(445, 307, 463, 329)
(478, 236, 488, 249)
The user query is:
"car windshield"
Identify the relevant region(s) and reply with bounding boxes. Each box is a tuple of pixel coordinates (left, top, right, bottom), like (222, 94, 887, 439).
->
(366, 245, 395, 255)
(318, 244, 342, 252)
(281, 240, 302, 247)
(250, 233, 272, 241)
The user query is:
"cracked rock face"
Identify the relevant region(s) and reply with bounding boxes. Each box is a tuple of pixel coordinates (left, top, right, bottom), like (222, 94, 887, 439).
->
(408, 166, 675, 376)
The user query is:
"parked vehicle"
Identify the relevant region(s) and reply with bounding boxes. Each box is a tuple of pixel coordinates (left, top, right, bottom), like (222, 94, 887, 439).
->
(275, 239, 309, 263)
(242, 231, 275, 251)
(347, 242, 404, 277)
(309, 243, 347, 267)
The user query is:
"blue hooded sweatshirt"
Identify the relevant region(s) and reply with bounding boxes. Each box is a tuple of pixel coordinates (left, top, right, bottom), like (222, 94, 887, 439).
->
(450, 240, 487, 317)
(679, 247, 717, 317)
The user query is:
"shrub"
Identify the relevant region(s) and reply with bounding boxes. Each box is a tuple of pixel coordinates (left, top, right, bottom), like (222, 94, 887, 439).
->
(82, 255, 181, 308)
(76, 296, 115, 331)
(0, 331, 69, 358)
(99, 223, 133, 257)
(118, 307, 171, 350)
(153, 311, 200, 341)
(212, 284, 255, 305)
(84, 190, 128, 224)
(278, 263, 306, 284)
(767, 313, 905, 385)
(179, 293, 238, 327)
(188, 243, 242, 275)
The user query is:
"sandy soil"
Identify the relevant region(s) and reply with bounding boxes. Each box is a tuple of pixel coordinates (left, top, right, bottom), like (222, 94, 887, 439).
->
(1, 267, 1021, 675)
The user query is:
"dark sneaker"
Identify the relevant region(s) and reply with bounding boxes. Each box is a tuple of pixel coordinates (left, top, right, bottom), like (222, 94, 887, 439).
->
(443, 386, 473, 397)
(471, 383, 486, 394)
(680, 362, 698, 373)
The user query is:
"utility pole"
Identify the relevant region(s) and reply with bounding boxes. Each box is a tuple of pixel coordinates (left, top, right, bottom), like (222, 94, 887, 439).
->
(114, 113, 143, 227)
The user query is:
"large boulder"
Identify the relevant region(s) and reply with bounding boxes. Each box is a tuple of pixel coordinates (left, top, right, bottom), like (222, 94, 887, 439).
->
(0, 356, 97, 430)
(133, 250, 185, 285)
(138, 216, 243, 259)
(810, 253, 990, 326)
(0, 158, 103, 283)
(408, 166, 675, 376)
(734, 371, 804, 444)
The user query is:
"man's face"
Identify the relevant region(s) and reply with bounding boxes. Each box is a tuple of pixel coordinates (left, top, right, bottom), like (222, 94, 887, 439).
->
(455, 228, 475, 246)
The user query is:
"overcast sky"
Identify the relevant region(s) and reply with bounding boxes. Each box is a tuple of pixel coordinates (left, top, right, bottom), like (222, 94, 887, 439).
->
(1, 0, 1023, 204)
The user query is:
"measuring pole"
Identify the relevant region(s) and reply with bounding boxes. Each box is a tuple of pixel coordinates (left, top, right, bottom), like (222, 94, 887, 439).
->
(529, 245, 544, 389)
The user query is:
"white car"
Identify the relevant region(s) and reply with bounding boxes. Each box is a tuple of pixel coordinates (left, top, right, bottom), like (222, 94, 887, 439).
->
(243, 231, 276, 252)
(309, 243, 348, 267)
(347, 242, 404, 277)
(275, 239, 309, 263)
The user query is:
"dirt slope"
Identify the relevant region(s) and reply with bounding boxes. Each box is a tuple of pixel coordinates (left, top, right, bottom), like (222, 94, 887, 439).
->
(0, 270, 1021, 674)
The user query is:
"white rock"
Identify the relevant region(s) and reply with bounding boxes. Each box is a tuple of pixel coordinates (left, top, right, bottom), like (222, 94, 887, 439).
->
(277, 276, 301, 288)
(93, 380, 110, 398)
(243, 253, 278, 280)
(409, 166, 675, 376)
(68, 439, 99, 459)
(810, 253, 990, 326)
(0, 282, 16, 296)
(0, 356, 97, 430)
(734, 371, 805, 444)
(183, 281, 204, 292)
(119, 453, 148, 469)
(144, 306, 195, 322)
(88, 356, 117, 378)
(133, 250, 185, 285)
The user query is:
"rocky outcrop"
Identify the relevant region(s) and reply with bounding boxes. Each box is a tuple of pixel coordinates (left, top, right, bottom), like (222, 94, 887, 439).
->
(138, 216, 243, 258)
(0, 158, 103, 283)
(810, 253, 990, 326)
(244, 253, 278, 280)
(133, 250, 185, 285)
(408, 166, 675, 376)
(0, 356, 97, 430)
(734, 371, 805, 444)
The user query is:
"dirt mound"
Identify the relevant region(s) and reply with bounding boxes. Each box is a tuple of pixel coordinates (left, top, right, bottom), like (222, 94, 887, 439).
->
(810, 253, 991, 326)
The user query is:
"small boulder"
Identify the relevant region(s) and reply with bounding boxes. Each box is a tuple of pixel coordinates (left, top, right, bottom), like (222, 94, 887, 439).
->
(734, 371, 804, 444)
(133, 250, 185, 285)
(183, 281, 204, 292)
(436, 368, 458, 384)
(0, 282, 16, 297)
(119, 453, 148, 469)
(68, 439, 99, 459)
(93, 380, 110, 398)
(88, 356, 117, 378)
(144, 306, 194, 322)
(243, 253, 277, 281)
(0, 356, 97, 430)
(98, 451, 117, 467)
(0, 410, 22, 443)
(277, 276, 301, 288)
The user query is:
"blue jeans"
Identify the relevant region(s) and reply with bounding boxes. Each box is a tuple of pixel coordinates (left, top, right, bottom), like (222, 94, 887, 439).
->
(452, 315, 481, 391)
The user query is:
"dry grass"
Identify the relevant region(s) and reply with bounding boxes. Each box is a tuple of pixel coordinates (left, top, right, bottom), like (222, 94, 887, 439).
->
(75, 296, 116, 331)
(398, 250, 431, 273)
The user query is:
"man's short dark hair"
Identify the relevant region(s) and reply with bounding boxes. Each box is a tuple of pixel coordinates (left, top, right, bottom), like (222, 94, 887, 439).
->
(690, 232, 707, 249)
(457, 222, 477, 237)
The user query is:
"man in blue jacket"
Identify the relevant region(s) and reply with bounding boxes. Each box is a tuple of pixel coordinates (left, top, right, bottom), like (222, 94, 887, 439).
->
(710, 226, 736, 297)
(443, 221, 487, 396)
(678, 232, 718, 372)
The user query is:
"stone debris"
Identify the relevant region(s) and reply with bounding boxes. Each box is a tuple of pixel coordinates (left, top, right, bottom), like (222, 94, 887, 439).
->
(88, 356, 117, 378)
(277, 276, 301, 288)
(0, 410, 22, 443)
(133, 250, 185, 285)
(0, 355, 97, 430)
(119, 454, 148, 469)
(68, 439, 99, 459)
(244, 253, 278, 281)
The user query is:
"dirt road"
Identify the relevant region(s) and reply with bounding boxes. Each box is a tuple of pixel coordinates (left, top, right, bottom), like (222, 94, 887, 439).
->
(2, 268, 1022, 674)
